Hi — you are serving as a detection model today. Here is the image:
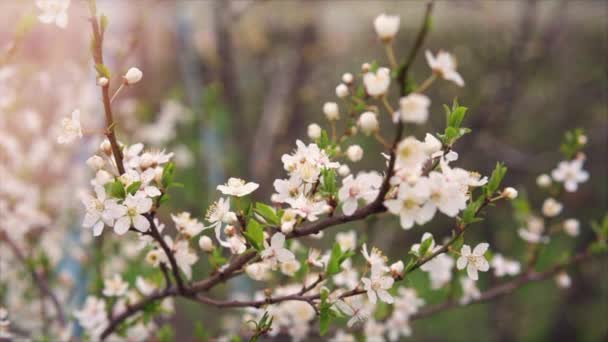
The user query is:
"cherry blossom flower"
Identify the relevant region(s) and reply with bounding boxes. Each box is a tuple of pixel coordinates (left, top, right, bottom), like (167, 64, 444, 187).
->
(542, 198, 563, 217)
(288, 194, 330, 222)
(171, 212, 206, 238)
(426, 171, 468, 217)
(363, 67, 391, 97)
(273, 176, 303, 204)
(551, 158, 589, 192)
(362, 264, 395, 304)
(361, 244, 387, 269)
(425, 50, 464, 86)
(384, 180, 433, 229)
(334, 299, 369, 328)
(74, 296, 108, 339)
(339, 172, 382, 215)
(198, 236, 214, 252)
(261, 233, 295, 269)
(217, 177, 259, 197)
(346, 145, 364, 162)
(57, 109, 82, 144)
(37, 0, 70, 28)
(422, 253, 454, 289)
(336, 231, 357, 251)
(563, 218, 580, 237)
(395, 136, 427, 168)
(393, 287, 425, 318)
(459, 277, 481, 304)
(165, 236, 198, 279)
(374, 14, 400, 42)
(80, 186, 120, 236)
(491, 254, 521, 277)
(102, 274, 128, 297)
(245, 262, 271, 281)
(358, 112, 379, 135)
(457, 243, 490, 281)
(205, 198, 238, 244)
(113, 192, 153, 235)
(398, 93, 431, 124)
(386, 312, 412, 341)
(518, 215, 549, 244)
(323, 102, 340, 121)
(307, 123, 321, 140)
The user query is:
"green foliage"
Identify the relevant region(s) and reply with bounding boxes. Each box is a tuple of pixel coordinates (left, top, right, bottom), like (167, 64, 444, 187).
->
(437, 99, 471, 146)
(369, 60, 380, 73)
(318, 168, 338, 198)
(590, 214, 608, 254)
(126, 181, 141, 196)
(105, 180, 126, 200)
(254, 202, 279, 226)
(248, 312, 273, 342)
(484, 162, 508, 198)
(156, 325, 175, 342)
(94, 63, 111, 79)
(208, 247, 227, 269)
(194, 322, 210, 341)
(243, 219, 264, 251)
(161, 162, 176, 188)
(460, 195, 485, 226)
(318, 287, 337, 336)
(418, 234, 435, 257)
(326, 243, 354, 276)
(560, 128, 586, 159)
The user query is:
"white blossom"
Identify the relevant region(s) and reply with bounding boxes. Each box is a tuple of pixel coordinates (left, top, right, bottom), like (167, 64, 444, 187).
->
(456, 243, 490, 281)
(217, 177, 259, 197)
(171, 212, 206, 238)
(363, 67, 391, 97)
(323, 102, 340, 121)
(425, 50, 464, 87)
(373, 14, 400, 42)
(536, 174, 552, 188)
(335, 84, 349, 98)
(362, 264, 394, 304)
(459, 277, 481, 304)
(74, 296, 108, 339)
(102, 274, 128, 297)
(338, 172, 382, 215)
(245, 262, 271, 281)
(563, 218, 580, 237)
(555, 271, 571, 289)
(37, 0, 70, 28)
(384, 180, 433, 229)
(502, 187, 518, 200)
(57, 109, 82, 144)
(80, 186, 120, 236)
(398, 93, 430, 124)
(260, 233, 295, 269)
(346, 145, 364, 162)
(551, 158, 589, 192)
(307, 123, 322, 140)
(199, 235, 214, 252)
(491, 254, 521, 277)
(124, 67, 143, 85)
(336, 231, 357, 251)
(358, 112, 379, 135)
(112, 192, 153, 235)
(542, 198, 563, 217)
(342, 73, 354, 84)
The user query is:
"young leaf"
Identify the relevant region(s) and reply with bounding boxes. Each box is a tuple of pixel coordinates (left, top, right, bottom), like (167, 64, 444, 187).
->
(484, 162, 508, 197)
(161, 162, 176, 188)
(105, 180, 126, 199)
(254, 203, 279, 226)
(126, 181, 141, 195)
(243, 219, 264, 251)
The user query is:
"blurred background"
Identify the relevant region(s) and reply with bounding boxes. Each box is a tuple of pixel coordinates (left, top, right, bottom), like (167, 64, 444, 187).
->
(1, 0, 606, 340)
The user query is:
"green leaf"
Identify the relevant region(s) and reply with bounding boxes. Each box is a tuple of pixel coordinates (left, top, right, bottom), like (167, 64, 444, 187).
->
(243, 219, 264, 251)
(319, 168, 338, 197)
(326, 243, 353, 276)
(484, 162, 508, 197)
(126, 181, 141, 195)
(461, 195, 485, 225)
(254, 203, 280, 226)
(318, 129, 331, 149)
(105, 180, 125, 199)
(161, 162, 176, 188)
(418, 235, 434, 257)
(319, 288, 333, 336)
(94, 63, 111, 79)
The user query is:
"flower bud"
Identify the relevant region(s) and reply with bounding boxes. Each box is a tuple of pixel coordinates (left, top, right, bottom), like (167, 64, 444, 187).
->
(361, 63, 371, 73)
(502, 187, 518, 200)
(390, 261, 404, 277)
(100, 139, 112, 156)
(542, 198, 563, 217)
(563, 219, 580, 237)
(86, 155, 105, 170)
(307, 123, 322, 140)
(358, 112, 379, 135)
(536, 174, 552, 188)
(335, 84, 349, 98)
(198, 236, 214, 252)
(555, 271, 571, 289)
(338, 164, 351, 177)
(374, 14, 400, 42)
(123, 67, 143, 85)
(342, 73, 354, 84)
(346, 145, 363, 162)
(97, 77, 109, 87)
(323, 102, 340, 121)
(577, 134, 588, 145)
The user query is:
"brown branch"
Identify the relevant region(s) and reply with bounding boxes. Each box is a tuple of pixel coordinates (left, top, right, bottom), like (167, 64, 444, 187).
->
(89, 5, 125, 175)
(0, 231, 66, 326)
(145, 215, 187, 294)
(410, 250, 597, 321)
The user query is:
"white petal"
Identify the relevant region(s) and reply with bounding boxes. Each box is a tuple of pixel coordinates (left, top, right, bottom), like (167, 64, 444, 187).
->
(342, 199, 358, 216)
(367, 290, 377, 304)
(477, 259, 490, 272)
(133, 215, 150, 232)
(114, 217, 131, 235)
(377, 290, 394, 304)
(461, 245, 471, 257)
(92, 221, 104, 236)
(473, 243, 489, 256)
(271, 233, 285, 248)
(467, 264, 478, 280)
(456, 256, 468, 270)
(136, 197, 153, 213)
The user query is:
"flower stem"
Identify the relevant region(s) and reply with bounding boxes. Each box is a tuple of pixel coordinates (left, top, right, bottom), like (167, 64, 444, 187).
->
(385, 44, 398, 69)
(415, 74, 437, 93)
